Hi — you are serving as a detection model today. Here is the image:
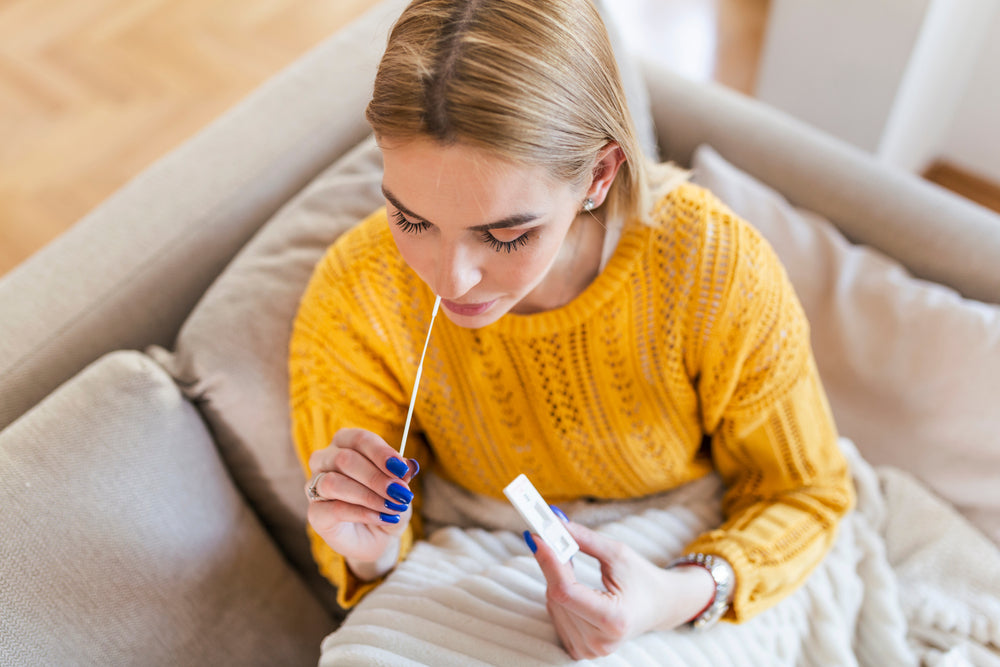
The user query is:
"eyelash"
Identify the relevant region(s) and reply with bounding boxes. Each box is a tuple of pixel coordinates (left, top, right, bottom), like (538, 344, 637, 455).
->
(391, 209, 532, 253)
(480, 232, 530, 254)
(391, 210, 430, 235)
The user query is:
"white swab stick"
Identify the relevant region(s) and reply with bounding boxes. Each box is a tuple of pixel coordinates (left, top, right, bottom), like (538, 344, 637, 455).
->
(399, 295, 441, 457)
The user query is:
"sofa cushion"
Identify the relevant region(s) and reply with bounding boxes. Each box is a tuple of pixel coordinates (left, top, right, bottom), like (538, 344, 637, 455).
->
(691, 144, 1000, 546)
(0, 350, 334, 666)
(150, 137, 387, 611)
(152, 0, 659, 610)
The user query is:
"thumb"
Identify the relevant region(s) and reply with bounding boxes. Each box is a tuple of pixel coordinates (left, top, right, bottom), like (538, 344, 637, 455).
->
(564, 521, 625, 565)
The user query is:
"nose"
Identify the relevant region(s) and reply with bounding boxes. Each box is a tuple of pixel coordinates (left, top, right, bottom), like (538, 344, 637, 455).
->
(434, 241, 482, 300)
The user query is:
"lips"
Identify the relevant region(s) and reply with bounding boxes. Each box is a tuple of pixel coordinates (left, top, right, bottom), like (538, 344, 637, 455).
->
(441, 299, 497, 317)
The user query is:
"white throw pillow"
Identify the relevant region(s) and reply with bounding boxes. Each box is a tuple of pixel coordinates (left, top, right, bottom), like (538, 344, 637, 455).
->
(691, 144, 1000, 546)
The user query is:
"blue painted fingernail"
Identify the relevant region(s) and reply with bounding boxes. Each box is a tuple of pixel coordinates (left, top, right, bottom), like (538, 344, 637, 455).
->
(387, 482, 413, 504)
(384, 500, 408, 512)
(386, 457, 409, 479)
(523, 530, 537, 553)
(549, 505, 569, 523)
(408, 458, 420, 478)
(380, 513, 400, 524)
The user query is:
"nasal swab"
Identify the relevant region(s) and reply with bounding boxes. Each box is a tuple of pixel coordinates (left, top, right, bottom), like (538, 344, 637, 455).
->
(399, 295, 441, 457)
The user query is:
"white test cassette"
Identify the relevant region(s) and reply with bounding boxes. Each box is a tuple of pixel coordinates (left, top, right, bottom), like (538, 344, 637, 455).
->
(503, 473, 579, 564)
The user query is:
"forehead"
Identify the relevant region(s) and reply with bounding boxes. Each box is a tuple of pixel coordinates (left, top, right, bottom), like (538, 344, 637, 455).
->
(379, 137, 572, 224)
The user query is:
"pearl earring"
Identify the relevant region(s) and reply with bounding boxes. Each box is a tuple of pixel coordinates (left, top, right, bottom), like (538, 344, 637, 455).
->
(582, 198, 595, 212)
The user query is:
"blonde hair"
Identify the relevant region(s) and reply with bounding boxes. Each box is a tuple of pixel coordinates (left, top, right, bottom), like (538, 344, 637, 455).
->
(366, 0, 686, 227)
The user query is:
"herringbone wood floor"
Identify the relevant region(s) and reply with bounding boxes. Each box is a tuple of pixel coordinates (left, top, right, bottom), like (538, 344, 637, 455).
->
(1, 0, 997, 276)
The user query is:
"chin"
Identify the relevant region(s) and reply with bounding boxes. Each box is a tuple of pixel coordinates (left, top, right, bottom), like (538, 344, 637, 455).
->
(442, 312, 502, 329)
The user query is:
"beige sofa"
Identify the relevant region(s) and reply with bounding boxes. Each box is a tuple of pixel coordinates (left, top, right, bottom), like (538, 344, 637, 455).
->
(2, 1, 999, 664)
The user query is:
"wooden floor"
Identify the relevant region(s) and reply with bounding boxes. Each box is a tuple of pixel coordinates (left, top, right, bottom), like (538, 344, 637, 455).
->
(0, 0, 379, 275)
(924, 161, 1000, 216)
(1, 0, 998, 276)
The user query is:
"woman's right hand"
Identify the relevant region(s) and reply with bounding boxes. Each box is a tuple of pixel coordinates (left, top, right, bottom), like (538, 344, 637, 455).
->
(305, 428, 419, 577)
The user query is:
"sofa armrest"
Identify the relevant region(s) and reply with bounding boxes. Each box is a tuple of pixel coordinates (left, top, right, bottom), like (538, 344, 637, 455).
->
(0, 0, 408, 430)
(644, 60, 1000, 306)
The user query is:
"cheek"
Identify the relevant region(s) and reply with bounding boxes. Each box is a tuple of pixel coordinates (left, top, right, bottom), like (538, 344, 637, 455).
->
(495, 253, 545, 288)
(491, 234, 564, 290)
(388, 227, 432, 276)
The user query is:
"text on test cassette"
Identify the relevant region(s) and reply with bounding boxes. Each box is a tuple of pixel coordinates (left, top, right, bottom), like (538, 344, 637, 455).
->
(503, 474, 579, 564)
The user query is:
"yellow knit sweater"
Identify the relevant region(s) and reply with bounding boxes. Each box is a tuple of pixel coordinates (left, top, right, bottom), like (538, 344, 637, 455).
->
(289, 183, 854, 621)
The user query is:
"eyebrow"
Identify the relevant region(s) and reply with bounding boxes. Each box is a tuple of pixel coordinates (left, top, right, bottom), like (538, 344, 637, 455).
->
(381, 186, 541, 232)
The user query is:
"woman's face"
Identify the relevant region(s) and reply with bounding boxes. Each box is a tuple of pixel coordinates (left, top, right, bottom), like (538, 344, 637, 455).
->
(380, 136, 588, 328)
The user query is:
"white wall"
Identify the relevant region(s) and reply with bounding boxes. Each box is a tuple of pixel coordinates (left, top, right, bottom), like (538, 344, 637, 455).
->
(877, 0, 1000, 173)
(755, 0, 929, 153)
(940, 9, 1000, 183)
(755, 0, 1000, 182)
(603, 0, 717, 83)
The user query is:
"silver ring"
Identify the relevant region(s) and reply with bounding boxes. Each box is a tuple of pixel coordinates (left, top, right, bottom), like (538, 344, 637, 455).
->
(306, 472, 327, 502)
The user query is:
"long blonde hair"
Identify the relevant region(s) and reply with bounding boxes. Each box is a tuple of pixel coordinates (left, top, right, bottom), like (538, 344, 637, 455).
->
(366, 0, 685, 227)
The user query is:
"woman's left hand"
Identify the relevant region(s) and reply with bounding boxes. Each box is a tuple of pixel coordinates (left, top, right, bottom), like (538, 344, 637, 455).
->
(526, 520, 715, 659)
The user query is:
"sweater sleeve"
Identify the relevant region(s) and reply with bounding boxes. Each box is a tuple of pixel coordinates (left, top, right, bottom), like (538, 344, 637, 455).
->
(288, 216, 426, 609)
(684, 191, 855, 622)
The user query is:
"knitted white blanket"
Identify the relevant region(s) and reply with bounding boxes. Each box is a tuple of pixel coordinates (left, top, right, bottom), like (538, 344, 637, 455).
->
(319, 440, 1000, 666)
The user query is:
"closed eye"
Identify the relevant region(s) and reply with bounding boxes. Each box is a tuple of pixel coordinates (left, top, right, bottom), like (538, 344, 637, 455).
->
(391, 209, 430, 234)
(391, 205, 535, 253)
(480, 230, 532, 253)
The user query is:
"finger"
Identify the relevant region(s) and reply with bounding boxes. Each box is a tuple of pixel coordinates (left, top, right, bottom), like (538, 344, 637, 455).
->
(334, 449, 413, 505)
(308, 444, 335, 474)
(308, 432, 416, 516)
(532, 529, 618, 629)
(532, 535, 607, 626)
(312, 470, 411, 516)
(404, 457, 421, 482)
(309, 497, 412, 532)
(307, 428, 377, 472)
(334, 428, 406, 472)
(564, 521, 629, 566)
(333, 429, 419, 489)
(543, 570, 610, 660)
(529, 530, 576, 586)
(310, 428, 395, 473)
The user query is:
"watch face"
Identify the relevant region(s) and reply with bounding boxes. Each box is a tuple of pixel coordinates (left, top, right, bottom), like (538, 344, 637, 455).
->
(669, 553, 734, 629)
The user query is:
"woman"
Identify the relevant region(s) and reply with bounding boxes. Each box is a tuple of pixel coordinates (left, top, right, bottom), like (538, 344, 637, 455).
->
(289, 0, 854, 658)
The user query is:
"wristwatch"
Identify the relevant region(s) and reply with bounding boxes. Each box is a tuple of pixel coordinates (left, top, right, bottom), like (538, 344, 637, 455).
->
(668, 553, 735, 630)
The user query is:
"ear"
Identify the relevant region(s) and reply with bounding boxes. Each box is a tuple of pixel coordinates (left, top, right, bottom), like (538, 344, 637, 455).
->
(584, 142, 627, 209)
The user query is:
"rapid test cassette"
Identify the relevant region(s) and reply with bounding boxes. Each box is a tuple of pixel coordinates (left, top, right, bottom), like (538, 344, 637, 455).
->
(503, 474, 579, 564)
